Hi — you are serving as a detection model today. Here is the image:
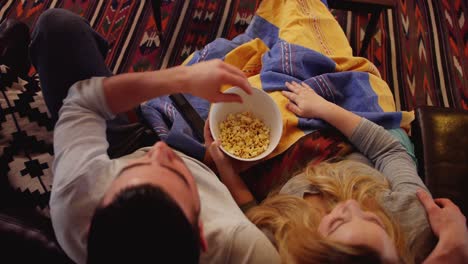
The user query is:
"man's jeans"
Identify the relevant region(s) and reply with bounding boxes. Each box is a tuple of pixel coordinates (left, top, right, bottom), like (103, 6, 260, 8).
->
(30, 9, 157, 157)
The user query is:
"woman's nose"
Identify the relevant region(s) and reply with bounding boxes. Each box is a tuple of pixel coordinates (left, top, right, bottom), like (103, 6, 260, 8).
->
(342, 199, 363, 215)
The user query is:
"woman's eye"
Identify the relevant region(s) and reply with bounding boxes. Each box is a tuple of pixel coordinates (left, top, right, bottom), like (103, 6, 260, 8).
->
(329, 218, 343, 233)
(367, 215, 384, 229)
(373, 219, 384, 228)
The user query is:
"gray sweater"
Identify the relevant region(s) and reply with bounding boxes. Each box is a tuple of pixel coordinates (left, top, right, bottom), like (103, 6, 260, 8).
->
(279, 119, 436, 262)
(50, 77, 280, 264)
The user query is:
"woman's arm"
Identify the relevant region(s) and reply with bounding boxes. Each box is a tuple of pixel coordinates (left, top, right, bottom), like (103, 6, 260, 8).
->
(282, 81, 361, 137)
(282, 81, 427, 193)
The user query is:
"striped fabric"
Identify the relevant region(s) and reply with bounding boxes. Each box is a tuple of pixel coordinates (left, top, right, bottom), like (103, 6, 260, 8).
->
(0, 0, 466, 110)
(173, 0, 413, 159)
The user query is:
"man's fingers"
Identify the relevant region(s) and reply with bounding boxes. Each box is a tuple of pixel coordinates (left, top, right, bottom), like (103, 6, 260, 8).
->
(417, 189, 440, 214)
(203, 120, 213, 141)
(215, 93, 243, 103)
(434, 198, 459, 211)
(220, 72, 252, 95)
(220, 61, 247, 79)
(209, 141, 225, 162)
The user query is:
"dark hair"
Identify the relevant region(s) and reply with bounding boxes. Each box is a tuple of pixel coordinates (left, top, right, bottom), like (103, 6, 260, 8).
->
(87, 184, 200, 264)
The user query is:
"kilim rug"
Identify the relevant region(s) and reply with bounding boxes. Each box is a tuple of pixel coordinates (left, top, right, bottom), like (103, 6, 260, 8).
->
(0, 0, 467, 111)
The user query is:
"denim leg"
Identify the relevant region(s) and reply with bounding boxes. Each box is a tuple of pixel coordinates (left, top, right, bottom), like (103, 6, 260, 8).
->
(29, 8, 112, 123)
(29, 9, 157, 158)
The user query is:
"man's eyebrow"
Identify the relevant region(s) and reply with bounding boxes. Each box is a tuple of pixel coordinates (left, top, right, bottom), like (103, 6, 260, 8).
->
(119, 162, 190, 188)
(161, 164, 190, 188)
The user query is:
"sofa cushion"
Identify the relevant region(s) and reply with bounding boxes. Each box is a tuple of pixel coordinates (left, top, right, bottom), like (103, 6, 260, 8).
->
(0, 207, 72, 263)
(0, 65, 54, 216)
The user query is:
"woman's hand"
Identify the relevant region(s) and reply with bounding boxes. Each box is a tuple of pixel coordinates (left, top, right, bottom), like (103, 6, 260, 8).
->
(417, 190, 468, 263)
(183, 59, 252, 103)
(281, 81, 361, 138)
(281, 81, 332, 119)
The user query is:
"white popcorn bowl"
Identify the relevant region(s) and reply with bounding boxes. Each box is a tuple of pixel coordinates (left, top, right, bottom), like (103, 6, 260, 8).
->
(209, 87, 283, 161)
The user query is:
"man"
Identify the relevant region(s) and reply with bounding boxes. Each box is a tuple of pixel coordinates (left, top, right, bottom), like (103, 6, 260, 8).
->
(26, 8, 280, 264)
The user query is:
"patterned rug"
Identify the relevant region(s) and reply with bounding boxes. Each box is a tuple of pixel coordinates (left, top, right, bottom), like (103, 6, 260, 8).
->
(0, 0, 466, 214)
(1, 0, 466, 110)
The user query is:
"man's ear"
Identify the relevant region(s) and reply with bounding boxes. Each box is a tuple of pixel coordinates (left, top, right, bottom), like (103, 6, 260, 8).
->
(198, 221, 208, 252)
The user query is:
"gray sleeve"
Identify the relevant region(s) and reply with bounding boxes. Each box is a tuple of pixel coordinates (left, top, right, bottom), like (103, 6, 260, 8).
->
(52, 77, 115, 192)
(350, 120, 437, 261)
(51, 77, 118, 264)
(349, 119, 428, 193)
(227, 224, 281, 264)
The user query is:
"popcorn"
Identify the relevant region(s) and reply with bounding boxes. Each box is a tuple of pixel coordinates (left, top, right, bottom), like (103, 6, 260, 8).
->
(219, 111, 270, 159)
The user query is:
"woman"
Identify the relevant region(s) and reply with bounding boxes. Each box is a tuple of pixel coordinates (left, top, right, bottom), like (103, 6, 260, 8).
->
(205, 81, 436, 263)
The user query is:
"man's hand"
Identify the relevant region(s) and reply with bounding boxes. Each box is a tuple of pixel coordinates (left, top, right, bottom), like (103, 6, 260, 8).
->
(204, 119, 255, 206)
(204, 120, 238, 175)
(417, 190, 467, 239)
(103, 59, 251, 114)
(183, 59, 252, 103)
(417, 190, 468, 263)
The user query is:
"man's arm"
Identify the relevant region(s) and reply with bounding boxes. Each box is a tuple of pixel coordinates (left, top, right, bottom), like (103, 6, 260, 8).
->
(103, 60, 252, 114)
(53, 60, 252, 189)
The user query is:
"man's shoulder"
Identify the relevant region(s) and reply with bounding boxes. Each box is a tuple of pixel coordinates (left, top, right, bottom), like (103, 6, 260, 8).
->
(202, 220, 280, 264)
(230, 222, 280, 263)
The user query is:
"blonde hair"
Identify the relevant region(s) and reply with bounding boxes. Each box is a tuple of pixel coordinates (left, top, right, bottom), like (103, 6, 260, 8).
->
(247, 160, 413, 264)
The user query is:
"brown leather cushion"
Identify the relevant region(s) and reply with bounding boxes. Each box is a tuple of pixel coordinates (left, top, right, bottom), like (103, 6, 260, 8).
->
(412, 106, 468, 217)
(0, 208, 72, 263)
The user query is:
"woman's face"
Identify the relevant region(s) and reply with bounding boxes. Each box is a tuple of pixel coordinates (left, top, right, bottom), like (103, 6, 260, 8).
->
(318, 199, 399, 263)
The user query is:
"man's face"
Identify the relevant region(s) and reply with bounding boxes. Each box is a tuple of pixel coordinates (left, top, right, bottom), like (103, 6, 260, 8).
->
(102, 141, 201, 224)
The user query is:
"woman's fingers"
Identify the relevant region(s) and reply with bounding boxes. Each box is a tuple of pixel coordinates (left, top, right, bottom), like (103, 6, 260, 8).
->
(292, 81, 308, 93)
(286, 102, 302, 115)
(300, 82, 312, 90)
(285, 82, 300, 93)
(281, 90, 297, 102)
(286, 81, 314, 95)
